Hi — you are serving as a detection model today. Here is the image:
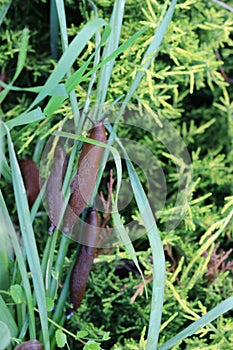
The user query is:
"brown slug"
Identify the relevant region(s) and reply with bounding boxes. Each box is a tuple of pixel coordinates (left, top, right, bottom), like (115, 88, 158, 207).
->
(70, 208, 100, 312)
(19, 158, 40, 209)
(63, 121, 106, 233)
(0, 73, 7, 92)
(46, 145, 67, 234)
(14, 339, 44, 350)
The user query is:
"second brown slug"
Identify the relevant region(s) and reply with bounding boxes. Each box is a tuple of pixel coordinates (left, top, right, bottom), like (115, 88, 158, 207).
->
(14, 339, 44, 350)
(46, 145, 67, 234)
(63, 121, 106, 233)
(70, 208, 100, 312)
(19, 158, 40, 209)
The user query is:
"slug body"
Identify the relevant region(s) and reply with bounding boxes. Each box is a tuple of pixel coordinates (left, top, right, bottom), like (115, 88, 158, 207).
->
(14, 339, 44, 350)
(70, 209, 100, 312)
(0, 73, 7, 92)
(19, 159, 40, 209)
(63, 121, 106, 233)
(46, 146, 67, 234)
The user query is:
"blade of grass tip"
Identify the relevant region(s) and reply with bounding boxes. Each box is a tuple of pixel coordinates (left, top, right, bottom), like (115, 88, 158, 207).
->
(28, 19, 111, 111)
(50, 0, 59, 61)
(55, 0, 80, 128)
(5, 126, 50, 350)
(0, 190, 36, 338)
(106, 123, 165, 350)
(158, 297, 233, 350)
(13, 27, 29, 82)
(0, 81, 68, 97)
(0, 0, 13, 26)
(94, 0, 126, 120)
(6, 107, 45, 130)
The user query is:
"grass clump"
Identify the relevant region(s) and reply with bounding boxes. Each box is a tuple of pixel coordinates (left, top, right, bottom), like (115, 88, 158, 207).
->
(0, 0, 233, 349)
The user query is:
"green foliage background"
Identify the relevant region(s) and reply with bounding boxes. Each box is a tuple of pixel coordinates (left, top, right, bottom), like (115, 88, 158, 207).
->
(0, 0, 233, 349)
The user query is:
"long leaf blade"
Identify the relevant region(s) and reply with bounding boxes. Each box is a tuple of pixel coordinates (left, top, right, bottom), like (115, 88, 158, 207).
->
(5, 126, 50, 350)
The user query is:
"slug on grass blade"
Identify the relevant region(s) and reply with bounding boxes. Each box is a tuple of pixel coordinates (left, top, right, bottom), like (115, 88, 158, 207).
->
(19, 158, 40, 209)
(46, 145, 67, 234)
(70, 208, 100, 312)
(63, 121, 106, 233)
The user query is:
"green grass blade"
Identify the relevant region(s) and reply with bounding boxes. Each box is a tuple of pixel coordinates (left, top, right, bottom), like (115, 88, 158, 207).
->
(0, 81, 68, 97)
(13, 27, 29, 81)
(0, 0, 13, 26)
(111, 210, 145, 284)
(55, 0, 69, 51)
(0, 190, 36, 338)
(5, 126, 50, 349)
(44, 25, 147, 117)
(0, 321, 11, 350)
(28, 19, 110, 111)
(94, 0, 126, 120)
(158, 297, 233, 350)
(106, 123, 165, 349)
(125, 157, 165, 350)
(44, 50, 95, 117)
(0, 295, 18, 338)
(50, 0, 59, 61)
(55, 0, 80, 129)
(0, 218, 12, 289)
(6, 107, 45, 130)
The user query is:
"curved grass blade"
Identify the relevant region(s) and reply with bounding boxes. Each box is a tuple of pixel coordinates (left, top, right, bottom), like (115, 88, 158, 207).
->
(158, 297, 233, 350)
(44, 25, 148, 117)
(6, 107, 45, 130)
(55, 0, 80, 129)
(106, 123, 165, 350)
(0, 190, 36, 338)
(94, 0, 126, 120)
(0, 0, 13, 26)
(5, 125, 50, 350)
(28, 19, 111, 111)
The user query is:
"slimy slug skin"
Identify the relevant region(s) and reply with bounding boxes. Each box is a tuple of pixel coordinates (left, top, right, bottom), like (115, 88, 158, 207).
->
(70, 209, 100, 312)
(46, 146, 67, 234)
(63, 121, 106, 233)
